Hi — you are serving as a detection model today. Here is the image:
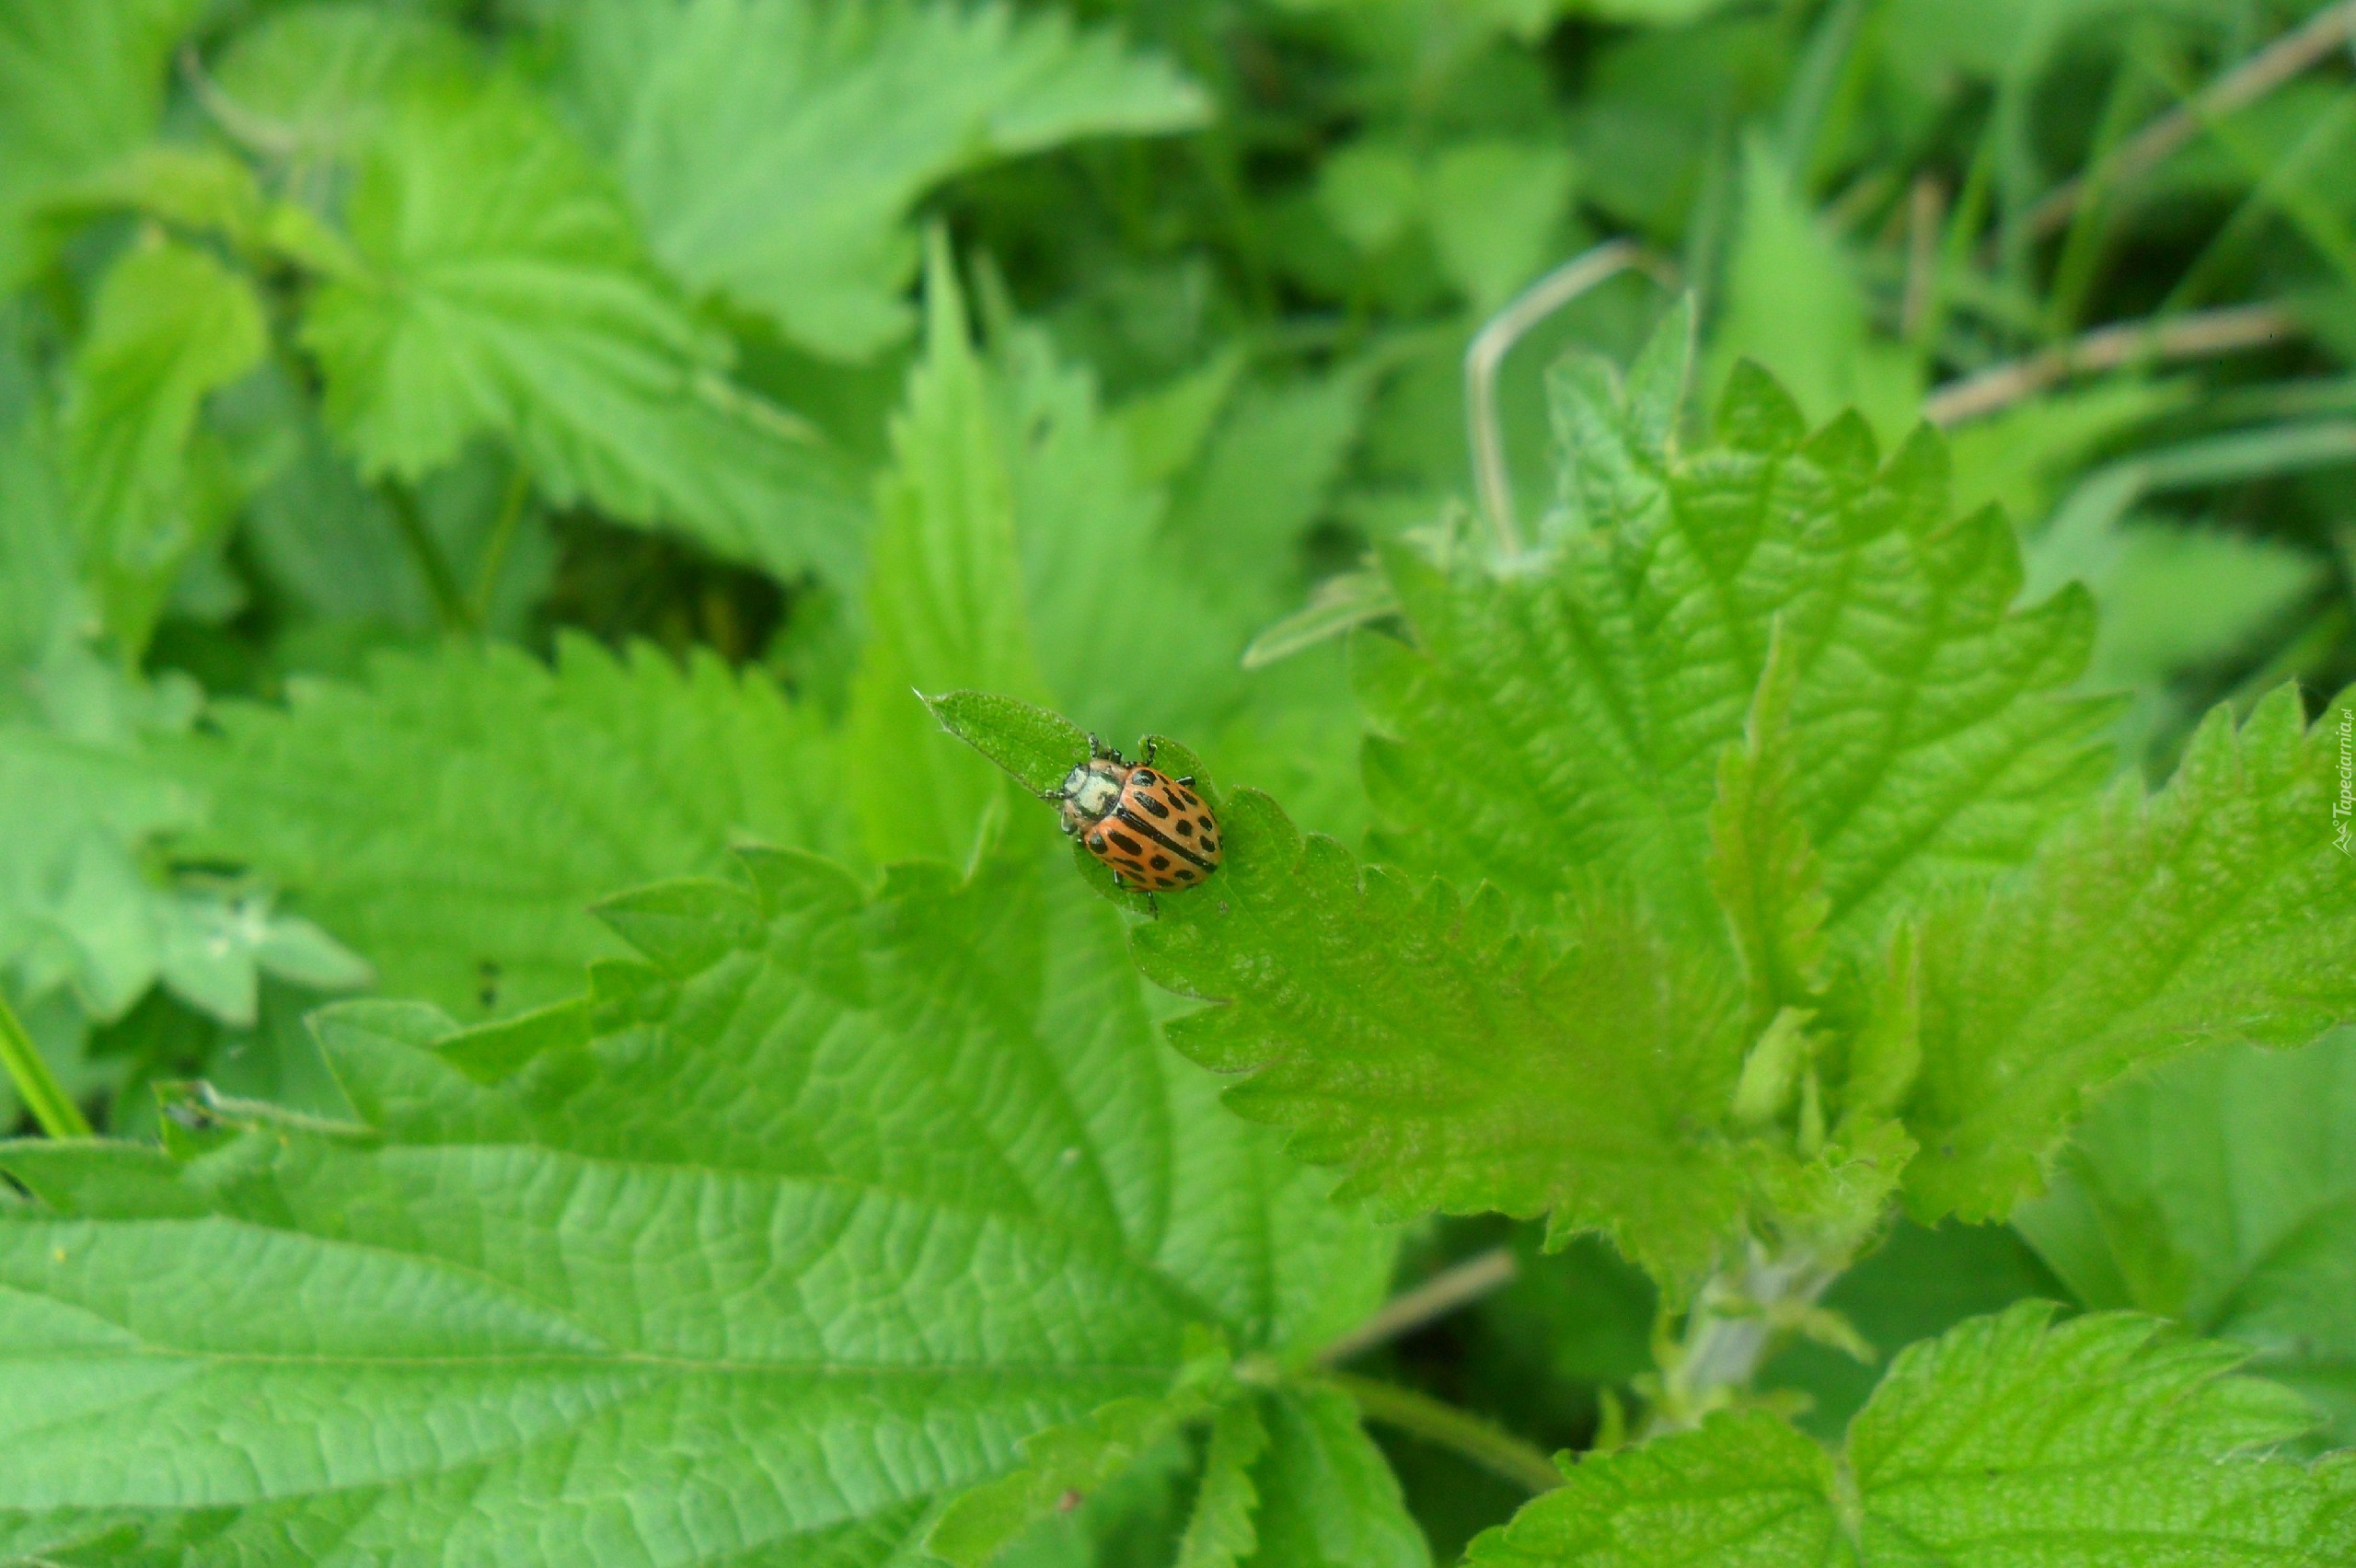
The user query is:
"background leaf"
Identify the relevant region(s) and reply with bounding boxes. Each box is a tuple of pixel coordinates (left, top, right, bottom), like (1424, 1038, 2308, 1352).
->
(0, 0, 201, 287)
(301, 77, 864, 582)
(558, 0, 1207, 359)
(2017, 1027, 2356, 1447)
(63, 236, 267, 653)
(175, 634, 852, 1020)
(1468, 1303, 2355, 1566)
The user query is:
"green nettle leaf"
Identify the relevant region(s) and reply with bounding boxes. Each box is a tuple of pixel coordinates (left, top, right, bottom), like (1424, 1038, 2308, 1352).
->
(300, 77, 864, 582)
(1132, 784, 1755, 1286)
(847, 246, 1052, 865)
(0, 669, 202, 1020)
(0, 0, 202, 287)
(930, 1336, 1228, 1567)
(1903, 686, 2356, 1221)
(212, 4, 477, 164)
(927, 688, 1091, 798)
(848, 250, 1242, 866)
(0, 404, 80, 664)
(1467, 1302, 2356, 1566)
(62, 236, 268, 653)
(1705, 627, 1829, 1032)
(558, 0, 1208, 359)
(1359, 305, 2115, 964)
(1176, 1398, 1268, 1568)
(997, 323, 1239, 739)
(0, 639, 356, 1030)
(174, 634, 854, 1020)
(0, 842, 1399, 1564)
(2016, 1027, 2356, 1446)
(1710, 134, 1921, 445)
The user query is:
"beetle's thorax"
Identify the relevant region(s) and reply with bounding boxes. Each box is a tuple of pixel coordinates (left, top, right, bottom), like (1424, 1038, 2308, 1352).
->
(1058, 759, 1126, 832)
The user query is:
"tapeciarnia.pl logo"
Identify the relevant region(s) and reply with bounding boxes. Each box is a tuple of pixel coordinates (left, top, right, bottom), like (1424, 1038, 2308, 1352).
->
(2336, 707, 2353, 857)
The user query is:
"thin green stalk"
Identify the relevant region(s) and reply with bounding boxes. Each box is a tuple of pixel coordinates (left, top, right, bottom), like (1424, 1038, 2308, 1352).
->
(468, 463, 533, 628)
(1316, 1246, 1518, 1365)
(0, 989, 92, 1139)
(1323, 1371, 1564, 1495)
(1777, 0, 1868, 184)
(383, 481, 473, 633)
(1640, 1237, 1856, 1439)
(2163, 84, 2356, 312)
(1911, 110, 2000, 363)
(2048, 26, 2163, 334)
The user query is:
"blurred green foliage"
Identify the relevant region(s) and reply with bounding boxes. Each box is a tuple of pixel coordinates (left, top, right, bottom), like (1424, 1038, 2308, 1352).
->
(3, 0, 2355, 1560)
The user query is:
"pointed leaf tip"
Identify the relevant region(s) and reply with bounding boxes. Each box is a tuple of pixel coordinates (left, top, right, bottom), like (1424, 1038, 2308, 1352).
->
(591, 878, 762, 980)
(926, 690, 1090, 797)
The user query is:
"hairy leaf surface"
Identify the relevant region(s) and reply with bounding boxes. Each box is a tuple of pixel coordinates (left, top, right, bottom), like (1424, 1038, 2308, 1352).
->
(1904, 686, 2356, 1220)
(0, 845, 1394, 1563)
(1133, 785, 1753, 1285)
(1359, 313, 2114, 958)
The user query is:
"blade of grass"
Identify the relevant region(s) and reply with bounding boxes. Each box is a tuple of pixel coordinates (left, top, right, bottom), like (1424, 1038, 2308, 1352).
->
(2161, 84, 2356, 310)
(0, 989, 92, 1140)
(382, 481, 473, 634)
(2027, 419, 2356, 598)
(2048, 22, 2167, 333)
(2021, 0, 2356, 240)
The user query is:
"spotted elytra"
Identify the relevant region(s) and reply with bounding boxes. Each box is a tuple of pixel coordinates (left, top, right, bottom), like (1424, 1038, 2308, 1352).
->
(1045, 735, 1221, 894)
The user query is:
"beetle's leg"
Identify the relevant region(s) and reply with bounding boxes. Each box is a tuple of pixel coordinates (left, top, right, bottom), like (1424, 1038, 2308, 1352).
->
(1040, 788, 1068, 802)
(1144, 891, 1160, 918)
(1177, 775, 1195, 788)
(1140, 737, 1160, 767)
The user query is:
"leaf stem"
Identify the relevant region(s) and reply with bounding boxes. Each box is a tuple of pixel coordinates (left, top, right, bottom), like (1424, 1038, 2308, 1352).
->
(382, 481, 473, 633)
(0, 989, 93, 1139)
(1317, 1246, 1518, 1365)
(1641, 1238, 1849, 1437)
(468, 463, 533, 627)
(1323, 1371, 1564, 1495)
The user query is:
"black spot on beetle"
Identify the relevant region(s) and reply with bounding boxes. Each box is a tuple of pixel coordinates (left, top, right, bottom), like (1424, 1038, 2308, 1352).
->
(1172, 818, 1195, 836)
(1088, 832, 1105, 851)
(1174, 867, 1195, 881)
(1138, 794, 1170, 819)
(1109, 829, 1145, 855)
(1150, 855, 1170, 870)
(1134, 770, 1155, 785)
